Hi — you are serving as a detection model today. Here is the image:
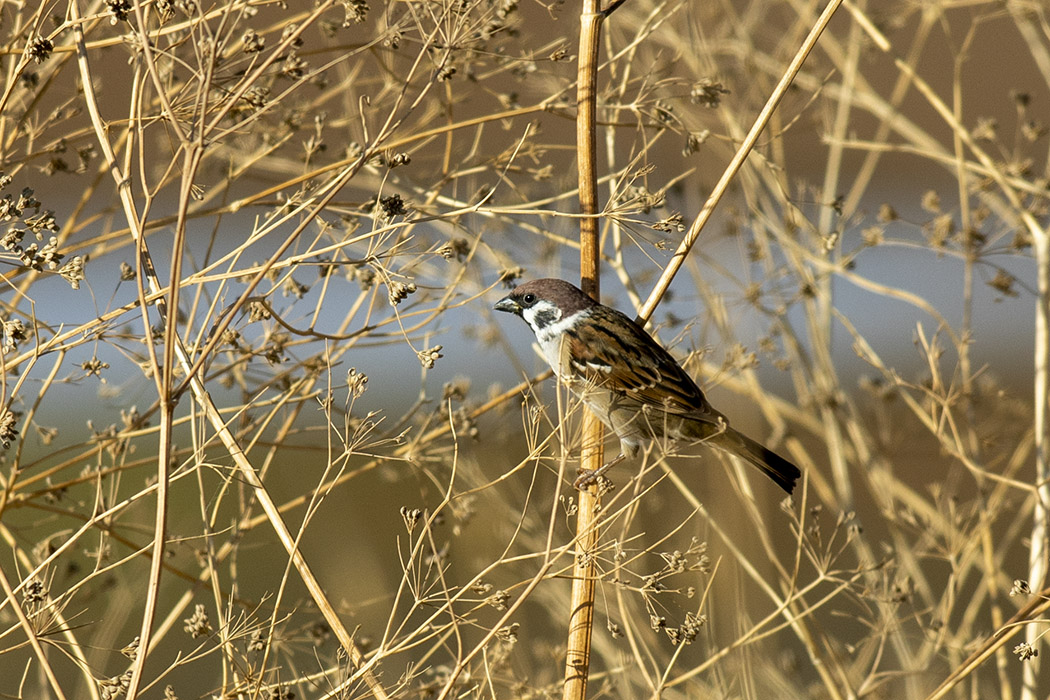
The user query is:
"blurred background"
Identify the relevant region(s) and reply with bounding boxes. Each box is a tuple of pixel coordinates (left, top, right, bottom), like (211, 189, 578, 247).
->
(0, 0, 1047, 697)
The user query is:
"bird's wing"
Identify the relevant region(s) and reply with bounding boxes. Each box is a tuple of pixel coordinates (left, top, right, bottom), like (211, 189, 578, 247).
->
(560, 306, 720, 422)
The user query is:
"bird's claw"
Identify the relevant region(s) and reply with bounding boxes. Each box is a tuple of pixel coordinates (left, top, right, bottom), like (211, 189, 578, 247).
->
(573, 469, 602, 490)
(573, 453, 625, 490)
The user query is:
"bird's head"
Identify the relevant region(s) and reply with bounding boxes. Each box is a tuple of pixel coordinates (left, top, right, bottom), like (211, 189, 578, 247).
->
(494, 278, 596, 333)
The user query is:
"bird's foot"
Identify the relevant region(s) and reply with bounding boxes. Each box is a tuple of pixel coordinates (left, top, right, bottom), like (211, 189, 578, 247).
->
(574, 453, 625, 490)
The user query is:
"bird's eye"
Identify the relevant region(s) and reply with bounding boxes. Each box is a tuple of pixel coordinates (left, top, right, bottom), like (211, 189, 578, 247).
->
(522, 293, 536, 306)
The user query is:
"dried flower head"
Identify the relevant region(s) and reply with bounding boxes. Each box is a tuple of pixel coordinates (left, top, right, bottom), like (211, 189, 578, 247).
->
(353, 265, 375, 290)
(281, 277, 309, 299)
(242, 28, 265, 53)
(105, 0, 132, 23)
(400, 506, 422, 531)
(342, 0, 369, 25)
(378, 193, 407, 218)
(183, 603, 212, 638)
(248, 628, 267, 652)
(989, 269, 1019, 298)
(347, 368, 368, 397)
(438, 238, 470, 262)
(80, 357, 110, 381)
(3, 318, 27, 352)
(690, 78, 730, 108)
(496, 622, 519, 643)
(0, 410, 19, 448)
(652, 212, 684, 233)
(387, 280, 416, 306)
(98, 671, 132, 700)
(248, 300, 272, 322)
(280, 23, 305, 49)
(418, 345, 443, 369)
(683, 130, 710, 156)
(1010, 579, 1032, 597)
(924, 214, 954, 249)
(1015, 641, 1039, 661)
(23, 578, 47, 603)
(485, 590, 511, 611)
(120, 637, 140, 660)
(28, 36, 54, 63)
(499, 266, 525, 287)
(280, 52, 307, 80)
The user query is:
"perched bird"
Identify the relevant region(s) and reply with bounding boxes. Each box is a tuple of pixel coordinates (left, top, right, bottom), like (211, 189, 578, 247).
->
(494, 278, 800, 493)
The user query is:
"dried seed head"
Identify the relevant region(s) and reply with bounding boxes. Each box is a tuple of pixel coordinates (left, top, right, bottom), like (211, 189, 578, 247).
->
(28, 36, 54, 63)
(438, 238, 470, 262)
(1014, 642, 1039, 661)
(683, 130, 709, 156)
(242, 28, 264, 53)
(921, 190, 940, 213)
(341, 0, 369, 25)
(690, 78, 730, 108)
(378, 193, 406, 218)
(400, 506, 422, 531)
(120, 637, 139, 660)
(98, 671, 132, 700)
(248, 300, 271, 322)
(348, 368, 368, 397)
(248, 628, 267, 652)
(105, 0, 131, 23)
(3, 318, 26, 352)
(496, 622, 519, 643)
(387, 280, 416, 306)
(1010, 579, 1031, 597)
(23, 578, 47, 603)
(0, 410, 20, 448)
(183, 603, 212, 638)
(417, 345, 443, 369)
(485, 590, 511, 611)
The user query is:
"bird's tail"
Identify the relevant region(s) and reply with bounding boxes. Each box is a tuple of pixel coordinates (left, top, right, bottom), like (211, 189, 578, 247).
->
(713, 428, 801, 494)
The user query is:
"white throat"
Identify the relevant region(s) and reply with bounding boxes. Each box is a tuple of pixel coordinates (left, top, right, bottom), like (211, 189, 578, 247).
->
(529, 306, 587, 376)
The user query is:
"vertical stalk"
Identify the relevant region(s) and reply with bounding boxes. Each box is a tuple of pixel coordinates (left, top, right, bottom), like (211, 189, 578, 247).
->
(1009, 11, 1050, 700)
(1023, 227, 1050, 699)
(562, 3, 842, 696)
(563, 3, 603, 698)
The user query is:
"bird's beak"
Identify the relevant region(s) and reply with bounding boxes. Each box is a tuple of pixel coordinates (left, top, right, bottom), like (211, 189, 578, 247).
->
(493, 295, 520, 315)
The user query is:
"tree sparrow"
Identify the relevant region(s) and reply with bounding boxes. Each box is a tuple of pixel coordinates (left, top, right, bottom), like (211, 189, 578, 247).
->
(494, 278, 800, 493)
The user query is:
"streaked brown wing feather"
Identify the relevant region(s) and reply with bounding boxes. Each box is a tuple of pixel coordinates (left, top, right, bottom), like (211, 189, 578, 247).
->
(563, 306, 719, 421)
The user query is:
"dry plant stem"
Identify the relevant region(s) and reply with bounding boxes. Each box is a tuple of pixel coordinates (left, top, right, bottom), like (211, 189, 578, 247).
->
(564, 414, 603, 696)
(1015, 15, 1050, 697)
(808, 6, 863, 508)
(848, 10, 1050, 695)
(430, 437, 573, 700)
(1025, 202, 1050, 699)
(165, 343, 393, 697)
(659, 467, 849, 699)
(948, 16, 1010, 694)
(926, 585, 1050, 700)
(0, 562, 67, 700)
(566, 2, 841, 692)
(635, 0, 844, 324)
(0, 516, 103, 698)
(173, 41, 448, 400)
(62, 30, 445, 693)
(70, 5, 389, 699)
(562, 1, 605, 698)
(69, 7, 165, 698)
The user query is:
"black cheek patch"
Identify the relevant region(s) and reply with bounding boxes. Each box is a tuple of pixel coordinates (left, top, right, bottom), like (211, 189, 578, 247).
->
(532, 307, 560, 329)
